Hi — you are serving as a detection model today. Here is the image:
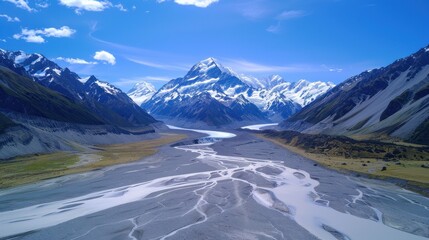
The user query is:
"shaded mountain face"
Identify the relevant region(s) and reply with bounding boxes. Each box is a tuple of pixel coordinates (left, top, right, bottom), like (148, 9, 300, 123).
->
(0, 49, 157, 127)
(0, 66, 103, 125)
(281, 45, 429, 145)
(140, 58, 334, 126)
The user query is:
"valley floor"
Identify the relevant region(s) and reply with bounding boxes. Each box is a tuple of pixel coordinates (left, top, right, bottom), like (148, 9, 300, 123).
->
(0, 134, 186, 189)
(0, 128, 428, 240)
(257, 133, 429, 196)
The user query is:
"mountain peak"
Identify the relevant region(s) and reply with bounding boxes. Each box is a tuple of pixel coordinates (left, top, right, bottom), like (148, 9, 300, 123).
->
(200, 57, 218, 65)
(128, 81, 156, 94)
(86, 75, 98, 83)
(127, 81, 157, 106)
(195, 57, 224, 71)
(185, 57, 236, 80)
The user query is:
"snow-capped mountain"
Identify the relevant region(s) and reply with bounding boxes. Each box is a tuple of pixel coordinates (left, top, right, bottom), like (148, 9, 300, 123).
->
(0, 49, 157, 127)
(142, 57, 334, 126)
(281, 45, 429, 145)
(269, 76, 336, 106)
(127, 81, 157, 105)
(143, 58, 269, 126)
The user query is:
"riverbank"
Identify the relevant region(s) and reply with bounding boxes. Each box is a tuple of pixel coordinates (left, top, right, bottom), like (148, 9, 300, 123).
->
(256, 133, 429, 196)
(0, 133, 186, 189)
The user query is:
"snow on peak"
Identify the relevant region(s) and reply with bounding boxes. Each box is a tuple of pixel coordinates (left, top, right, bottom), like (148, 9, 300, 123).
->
(195, 57, 224, 71)
(239, 74, 266, 89)
(95, 80, 120, 95)
(127, 81, 157, 105)
(269, 74, 283, 82)
(187, 57, 236, 79)
(79, 76, 91, 84)
(132, 81, 156, 93)
(200, 57, 218, 66)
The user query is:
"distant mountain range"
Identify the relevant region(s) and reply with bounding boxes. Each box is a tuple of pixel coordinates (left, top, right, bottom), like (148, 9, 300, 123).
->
(281, 45, 429, 145)
(2, 44, 427, 158)
(128, 58, 334, 126)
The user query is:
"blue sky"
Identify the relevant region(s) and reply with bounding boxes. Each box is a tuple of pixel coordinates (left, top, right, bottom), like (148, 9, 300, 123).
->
(1, 0, 428, 91)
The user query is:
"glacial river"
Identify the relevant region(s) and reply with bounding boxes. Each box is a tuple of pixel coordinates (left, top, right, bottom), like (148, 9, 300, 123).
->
(0, 126, 428, 239)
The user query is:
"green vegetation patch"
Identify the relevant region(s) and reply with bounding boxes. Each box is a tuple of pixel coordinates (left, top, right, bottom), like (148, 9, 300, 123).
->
(0, 134, 186, 189)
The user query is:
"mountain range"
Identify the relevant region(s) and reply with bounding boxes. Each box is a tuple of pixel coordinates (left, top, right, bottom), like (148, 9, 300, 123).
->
(128, 58, 335, 127)
(0, 49, 158, 159)
(1, 44, 428, 159)
(1, 50, 156, 127)
(281, 45, 429, 145)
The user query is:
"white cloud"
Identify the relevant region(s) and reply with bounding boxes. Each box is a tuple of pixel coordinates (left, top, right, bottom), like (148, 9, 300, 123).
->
(59, 0, 111, 13)
(93, 50, 116, 65)
(13, 26, 76, 43)
(114, 3, 127, 11)
(43, 26, 76, 37)
(3, 0, 34, 11)
(157, 0, 218, 8)
(0, 14, 20, 22)
(56, 57, 97, 65)
(0, 39, 6, 42)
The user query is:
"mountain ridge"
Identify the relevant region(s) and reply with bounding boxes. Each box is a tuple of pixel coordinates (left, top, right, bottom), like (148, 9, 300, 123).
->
(281, 44, 429, 144)
(132, 58, 334, 127)
(0, 49, 157, 128)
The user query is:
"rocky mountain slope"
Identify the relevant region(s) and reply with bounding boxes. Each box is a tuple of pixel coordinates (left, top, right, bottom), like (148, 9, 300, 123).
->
(0, 49, 157, 127)
(0, 49, 159, 159)
(281, 45, 429, 145)
(0, 66, 102, 125)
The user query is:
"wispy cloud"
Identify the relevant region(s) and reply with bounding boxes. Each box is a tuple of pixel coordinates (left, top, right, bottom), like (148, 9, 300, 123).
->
(277, 10, 307, 20)
(127, 58, 188, 71)
(0, 14, 20, 22)
(223, 58, 344, 74)
(114, 3, 127, 11)
(94, 50, 116, 65)
(223, 59, 312, 73)
(3, 0, 34, 11)
(266, 23, 280, 33)
(90, 29, 190, 71)
(114, 76, 172, 86)
(36, 1, 49, 8)
(321, 64, 343, 73)
(13, 26, 76, 43)
(267, 10, 308, 33)
(56, 57, 97, 65)
(59, 0, 111, 13)
(157, 0, 218, 8)
(229, 0, 275, 19)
